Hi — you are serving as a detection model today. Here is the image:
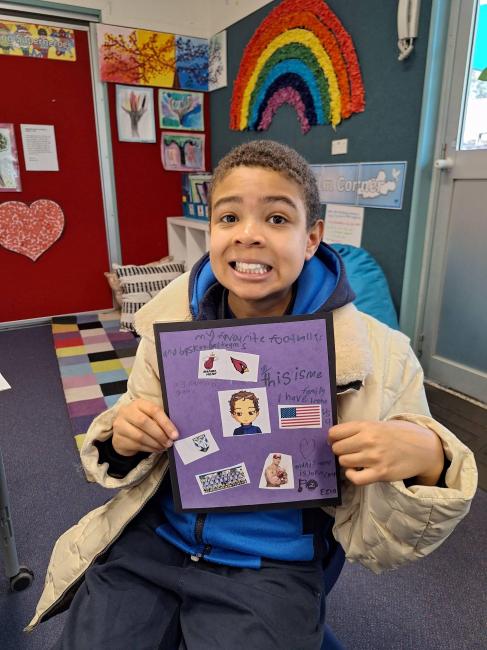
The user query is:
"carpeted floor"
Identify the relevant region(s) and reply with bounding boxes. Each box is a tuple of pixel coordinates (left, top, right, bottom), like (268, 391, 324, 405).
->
(51, 312, 139, 450)
(1, 324, 485, 649)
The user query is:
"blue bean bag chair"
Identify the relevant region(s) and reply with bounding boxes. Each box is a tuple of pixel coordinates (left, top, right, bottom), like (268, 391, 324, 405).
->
(331, 243, 399, 330)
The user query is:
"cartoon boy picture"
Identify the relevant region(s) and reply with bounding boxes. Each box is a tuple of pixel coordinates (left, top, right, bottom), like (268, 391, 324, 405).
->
(229, 390, 262, 435)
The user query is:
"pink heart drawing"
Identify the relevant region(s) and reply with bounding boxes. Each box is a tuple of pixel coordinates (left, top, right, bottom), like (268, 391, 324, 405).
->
(0, 200, 65, 261)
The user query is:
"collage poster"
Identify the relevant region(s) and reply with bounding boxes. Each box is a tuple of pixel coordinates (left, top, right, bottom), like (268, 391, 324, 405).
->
(154, 315, 340, 513)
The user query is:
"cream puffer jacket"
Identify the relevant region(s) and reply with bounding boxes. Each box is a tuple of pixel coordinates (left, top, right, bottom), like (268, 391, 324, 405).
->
(27, 273, 477, 632)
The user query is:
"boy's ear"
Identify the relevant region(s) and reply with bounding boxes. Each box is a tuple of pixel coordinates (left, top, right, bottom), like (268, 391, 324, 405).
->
(305, 219, 324, 260)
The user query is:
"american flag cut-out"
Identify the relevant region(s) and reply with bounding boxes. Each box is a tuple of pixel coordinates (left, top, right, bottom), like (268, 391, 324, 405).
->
(278, 405, 322, 429)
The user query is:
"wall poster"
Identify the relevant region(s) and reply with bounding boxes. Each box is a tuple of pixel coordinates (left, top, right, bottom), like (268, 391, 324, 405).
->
(154, 315, 340, 513)
(0, 124, 21, 192)
(0, 20, 76, 61)
(116, 85, 156, 143)
(161, 132, 205, 172)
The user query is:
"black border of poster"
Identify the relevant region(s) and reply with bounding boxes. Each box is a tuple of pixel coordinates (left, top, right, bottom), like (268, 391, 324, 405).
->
(154, 313, 340, 513)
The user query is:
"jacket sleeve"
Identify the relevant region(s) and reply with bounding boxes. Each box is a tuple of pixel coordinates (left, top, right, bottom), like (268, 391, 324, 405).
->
(80, 336, 168, 489)
(332, 331, 478, 574)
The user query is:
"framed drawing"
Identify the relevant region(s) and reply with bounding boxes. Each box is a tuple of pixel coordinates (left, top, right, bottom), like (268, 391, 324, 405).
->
(154, 314, 340, 513)
(159, 89, 204, 131)
(161, 132, 205, 171)
(116, 85, 156, 143)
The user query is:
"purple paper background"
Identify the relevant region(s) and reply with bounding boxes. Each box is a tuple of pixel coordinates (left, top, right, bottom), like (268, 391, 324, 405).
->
(159, 319, 337, 509)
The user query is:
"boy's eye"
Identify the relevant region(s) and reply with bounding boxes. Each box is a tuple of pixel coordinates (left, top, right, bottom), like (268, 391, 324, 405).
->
(268, 214, 287, 225)
(221, 214, 237, 223)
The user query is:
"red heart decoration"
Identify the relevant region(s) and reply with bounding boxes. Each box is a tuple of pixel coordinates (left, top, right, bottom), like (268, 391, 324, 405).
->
(0, 200, 65, 261)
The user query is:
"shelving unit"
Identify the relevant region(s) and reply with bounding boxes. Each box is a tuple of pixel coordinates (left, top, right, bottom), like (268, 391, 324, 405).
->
(167, 217, 210, 270)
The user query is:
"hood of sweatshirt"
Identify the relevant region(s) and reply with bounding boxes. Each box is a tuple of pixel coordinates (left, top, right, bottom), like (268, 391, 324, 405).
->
(188, 242, 356, 320)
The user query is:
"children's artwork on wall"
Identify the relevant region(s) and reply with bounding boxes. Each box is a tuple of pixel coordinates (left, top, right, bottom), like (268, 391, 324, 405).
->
(161, 132, 205, 172)
(154, 315, 339, 512)
(116, 85, 156, 143)
(97, 24, 175, 88)
(0, 199, 65, 261)
(0, 124, 21, 192)
(0, 20, 76, 60)
(175, 36, 209, 91)
(209, 30, 227, 91)
(230, 0, 365, 133)
(159, 90, 204, 131)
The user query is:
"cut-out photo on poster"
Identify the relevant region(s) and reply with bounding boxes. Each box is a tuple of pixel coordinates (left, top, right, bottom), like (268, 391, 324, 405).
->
(198, 349, 259, 382)
(218, 387, 271, 437)
(259, 452, 294, 489)
(196, 462, 250, 495)
(174, 429, 219, 465)
(198, 349, 225, 379)
(278, 404, 322, 429)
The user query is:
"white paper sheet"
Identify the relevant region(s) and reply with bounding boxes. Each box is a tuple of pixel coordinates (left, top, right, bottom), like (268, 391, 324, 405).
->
(324, 204, 364, 247)
(21, 124, 59, 171)
(0, 371, 11, 391)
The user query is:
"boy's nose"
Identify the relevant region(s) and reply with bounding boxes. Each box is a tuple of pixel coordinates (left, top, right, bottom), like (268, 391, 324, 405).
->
(234, 220, 263, 246)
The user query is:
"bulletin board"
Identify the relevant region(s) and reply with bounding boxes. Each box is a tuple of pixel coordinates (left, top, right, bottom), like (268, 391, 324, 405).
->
(0, 27, 111, 323)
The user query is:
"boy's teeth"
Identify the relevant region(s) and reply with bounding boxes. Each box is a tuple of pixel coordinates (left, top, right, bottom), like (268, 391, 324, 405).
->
(235, 262, 270, 274)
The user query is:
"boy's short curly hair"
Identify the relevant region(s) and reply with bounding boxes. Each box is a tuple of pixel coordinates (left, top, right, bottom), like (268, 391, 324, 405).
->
(209, 140, 321, 230)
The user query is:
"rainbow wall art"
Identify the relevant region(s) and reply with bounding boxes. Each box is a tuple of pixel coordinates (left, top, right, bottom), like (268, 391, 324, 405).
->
(230, 0, 365, 134)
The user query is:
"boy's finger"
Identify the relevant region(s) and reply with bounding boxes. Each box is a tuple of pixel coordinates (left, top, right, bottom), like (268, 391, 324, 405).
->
(124, 409, 171, 445)
(131, 401, 179, 440)
(328, 422, 363, 442)
(152, 409, 179, 440)
(344, 467, 377, 486)
(123, 423, 169, 451)
(336, 452, 367, 469)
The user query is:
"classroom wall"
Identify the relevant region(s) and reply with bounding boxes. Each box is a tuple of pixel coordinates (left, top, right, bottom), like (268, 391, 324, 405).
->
(46, 0, 274, 37)
(210, 0, 433, 314)
(47, 0, 211, 36)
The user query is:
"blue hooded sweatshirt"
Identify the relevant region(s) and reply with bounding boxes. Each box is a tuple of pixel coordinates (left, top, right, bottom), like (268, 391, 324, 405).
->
(154, 243, 356, 569)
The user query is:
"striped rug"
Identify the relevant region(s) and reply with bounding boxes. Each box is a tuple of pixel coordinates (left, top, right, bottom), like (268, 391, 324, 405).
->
(51, 311, 139, 450)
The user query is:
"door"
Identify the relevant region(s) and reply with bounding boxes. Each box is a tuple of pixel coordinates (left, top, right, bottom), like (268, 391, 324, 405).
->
(421, 0, 487, 404)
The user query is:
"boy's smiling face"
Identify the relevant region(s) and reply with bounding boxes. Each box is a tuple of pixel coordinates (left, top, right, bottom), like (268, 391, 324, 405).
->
(210, 166, 323, 318)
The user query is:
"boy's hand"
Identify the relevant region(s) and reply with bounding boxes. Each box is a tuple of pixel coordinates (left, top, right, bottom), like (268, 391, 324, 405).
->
(328, 420, 445, 487)
(112, 399, 179, 456)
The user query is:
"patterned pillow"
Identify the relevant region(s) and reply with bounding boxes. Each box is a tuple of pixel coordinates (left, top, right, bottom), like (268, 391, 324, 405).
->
(115, 260, 185, 332)
(105, 256, 175, 307)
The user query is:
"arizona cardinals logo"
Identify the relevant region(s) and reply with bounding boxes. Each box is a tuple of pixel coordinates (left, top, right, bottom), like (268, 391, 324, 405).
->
(230, 357, 249, 374)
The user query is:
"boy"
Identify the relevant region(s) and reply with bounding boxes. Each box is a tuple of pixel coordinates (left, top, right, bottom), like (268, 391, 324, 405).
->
(229, 390, 262, 435)
(28, 141, 477, 649)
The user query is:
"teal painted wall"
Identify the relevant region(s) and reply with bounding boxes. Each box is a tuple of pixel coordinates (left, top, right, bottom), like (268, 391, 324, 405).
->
(210, 0, 433, 314)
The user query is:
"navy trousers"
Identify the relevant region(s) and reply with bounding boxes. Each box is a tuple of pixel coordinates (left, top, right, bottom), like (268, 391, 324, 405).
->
(53, 498, 326, 650)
